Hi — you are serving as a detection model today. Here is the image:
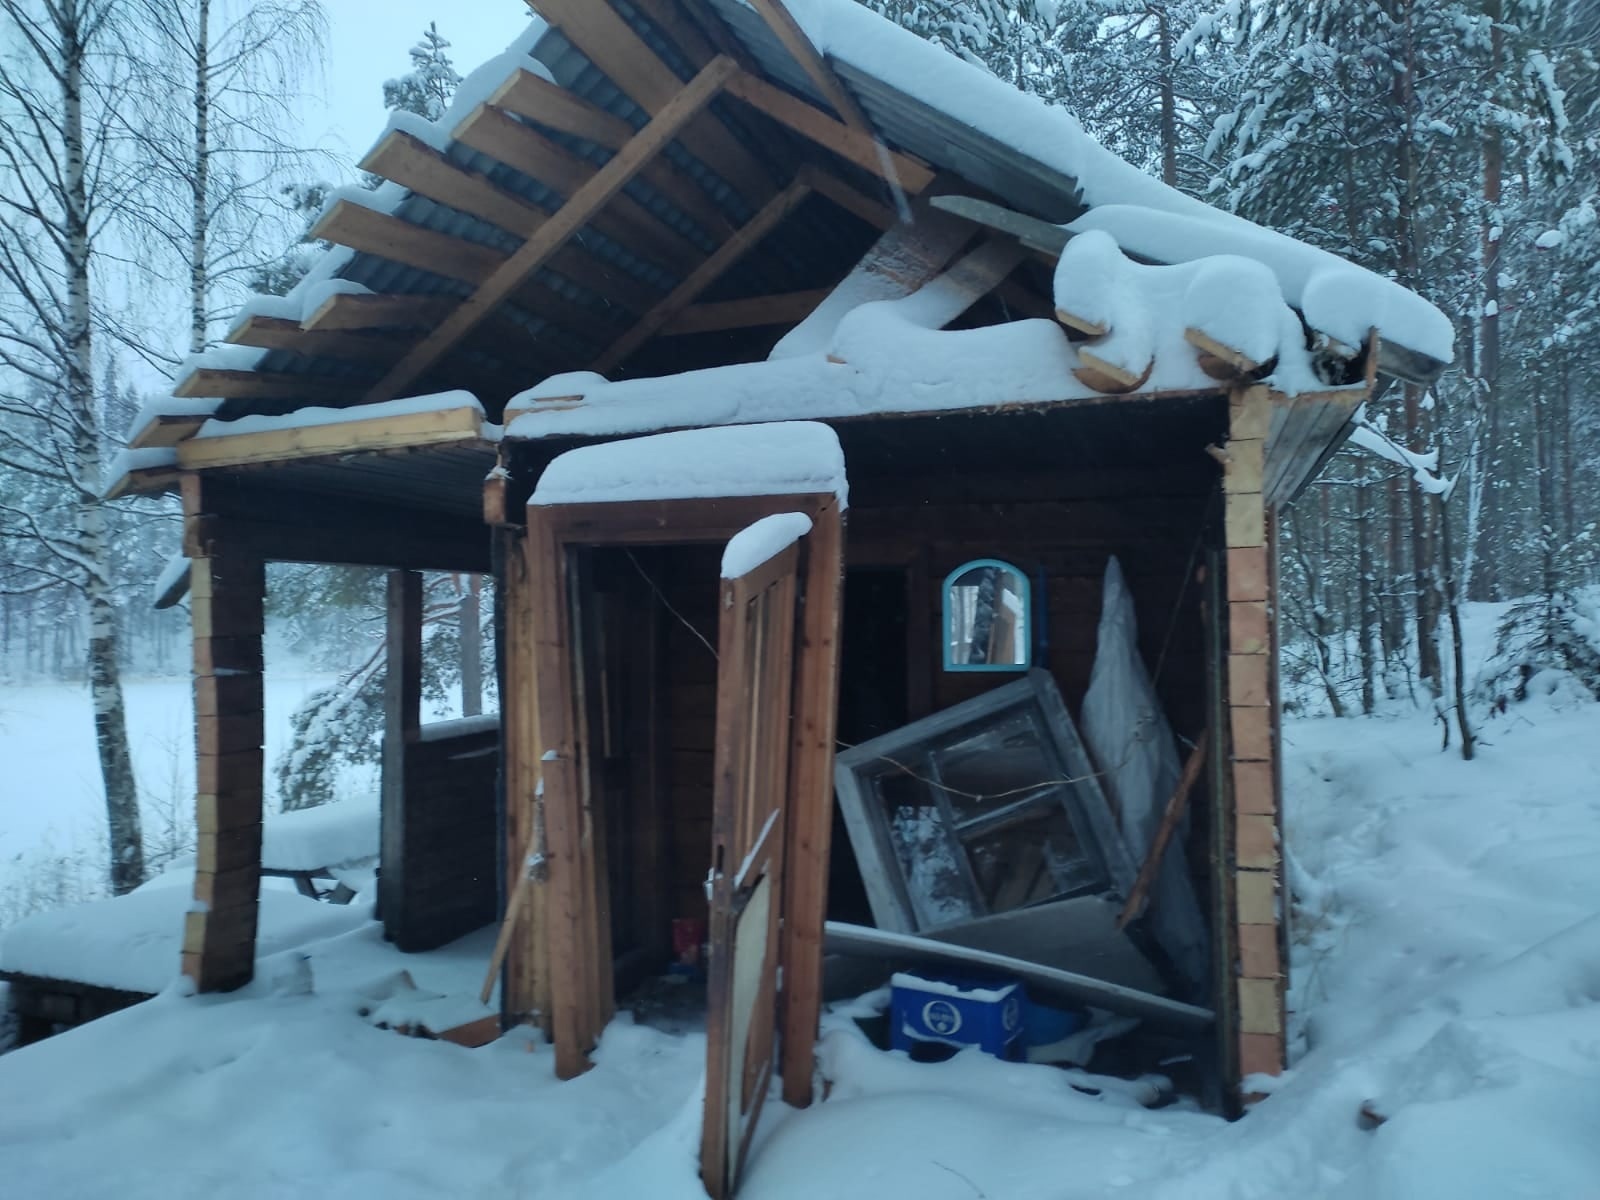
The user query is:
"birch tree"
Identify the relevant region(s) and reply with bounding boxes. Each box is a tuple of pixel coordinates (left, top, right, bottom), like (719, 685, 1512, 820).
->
(128, 0, 326, 356)
(0, 0, 146, 893)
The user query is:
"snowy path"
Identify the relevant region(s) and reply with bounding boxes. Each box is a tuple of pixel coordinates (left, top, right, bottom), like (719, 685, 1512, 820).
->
(3, 698, 1599, 1197)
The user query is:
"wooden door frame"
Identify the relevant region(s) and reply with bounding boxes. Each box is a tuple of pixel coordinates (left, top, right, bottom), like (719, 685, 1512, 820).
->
(525, 492, 845, 1093)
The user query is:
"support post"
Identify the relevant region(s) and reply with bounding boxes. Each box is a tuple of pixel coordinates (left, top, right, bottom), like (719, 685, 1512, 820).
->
(1223, 385, 1286, 1093)
(379, 570, 424, 940)
(180, 475, 266, 993)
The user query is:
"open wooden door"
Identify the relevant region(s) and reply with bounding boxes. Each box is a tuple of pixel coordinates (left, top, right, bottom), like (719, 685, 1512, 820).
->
(701, 521, 806, 1199)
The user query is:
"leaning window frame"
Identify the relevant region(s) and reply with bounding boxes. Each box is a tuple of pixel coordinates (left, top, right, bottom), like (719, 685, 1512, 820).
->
(941, 557, 1031, 672)
(833, 670, 1137, 935)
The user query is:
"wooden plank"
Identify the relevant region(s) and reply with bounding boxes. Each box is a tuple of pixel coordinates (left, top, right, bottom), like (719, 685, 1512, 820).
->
(525, 508, 593, 1078)
(309, 199, 654, 338)
(173, 369, 360, 404)
(176, 404, 486, 472)
(367, 56, 738, 404)
(779, 499, 844, 1108)
(103, 459, 182, 501)
(663, 288, 830, 336)
(1115, 731, 1208, 929)
(128, 412, 208, 449)
(528, 1, 775, 203)
(301, 293, 458, 333)
(745, 0, 872, 132)
(1073, 348, 1153, 395)
(311, 199, 505, 285)
(492, 66, 637, 148)
(724, 70, 933, 194)
(1185, 326, 1263, 379)
(491, 68, 734, 238)
(593, 169, 816, 372)
(226, 315, 401, 365)
(444, 108, 701, 274)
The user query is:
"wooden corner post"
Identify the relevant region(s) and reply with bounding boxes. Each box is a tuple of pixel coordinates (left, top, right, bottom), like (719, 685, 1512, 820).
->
(181, 474, 267, 992)
(1222, 384, 1286, 1092)
(379, 570, 424, 940)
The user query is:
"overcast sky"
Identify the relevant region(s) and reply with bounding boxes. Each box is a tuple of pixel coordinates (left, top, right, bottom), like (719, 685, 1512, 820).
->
(304, 1, 531, 164)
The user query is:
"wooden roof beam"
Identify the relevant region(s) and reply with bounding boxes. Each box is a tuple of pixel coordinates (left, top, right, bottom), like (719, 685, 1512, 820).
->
(593, 166, 818, 373)
(663, 287, 832, 336)
(490, 69, 734, 237)
(176, 401, 487, 472)
(527, 0, 778, 206)
(745, 0, 873, 134)
(173, 369, 365, 405)
(723, 71, 933, 195)
(805, 169, 897, 230)
(311, 197, 662, 318)
(301, 293, 458, 333)
(226, 315, 403, 365)
(364, 55, 739, 404)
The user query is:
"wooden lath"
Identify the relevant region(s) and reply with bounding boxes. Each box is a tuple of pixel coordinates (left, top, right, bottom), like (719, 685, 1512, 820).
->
(227, 316, 402, 365)
(175, 400, 487, 472)
(490, 68, 734, 238)
(310, 198, 662, 318)
(434, 108, 704, 273)
(723, 71, 933, 194)
(527, 0, 778, 206)
(593, 166, 819, 373)
(173, 369, 364, 404)
(745, 0, 872, 133)
(364, 55, 740, 405)
(301, 293, 457, 333)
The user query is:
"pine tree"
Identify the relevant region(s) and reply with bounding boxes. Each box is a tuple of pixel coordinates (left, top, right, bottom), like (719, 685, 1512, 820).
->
(383, 22, 462, 121)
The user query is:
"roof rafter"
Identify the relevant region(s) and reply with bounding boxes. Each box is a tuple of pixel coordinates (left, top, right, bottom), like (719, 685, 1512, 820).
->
(490, 69, 734, 237)
(744, 0, 873, 134)
(723, 71, 933, 194)
(527, 0, 778, 207)
(310, 198, 662, 319)
(594, 165, 820, 373)
(364, 54, 741, 404)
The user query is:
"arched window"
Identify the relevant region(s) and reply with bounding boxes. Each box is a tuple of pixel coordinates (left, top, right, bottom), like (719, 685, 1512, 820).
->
(942, 559, 1029, 672)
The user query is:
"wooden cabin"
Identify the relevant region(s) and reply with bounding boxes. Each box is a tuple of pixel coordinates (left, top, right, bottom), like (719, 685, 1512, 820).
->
(111, 1, 1449, 1193)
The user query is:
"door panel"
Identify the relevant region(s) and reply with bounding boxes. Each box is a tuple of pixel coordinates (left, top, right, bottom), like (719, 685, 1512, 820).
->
(701, 539, 802, 1199)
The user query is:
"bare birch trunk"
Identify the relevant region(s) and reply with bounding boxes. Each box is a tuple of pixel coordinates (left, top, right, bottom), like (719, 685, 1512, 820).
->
(61, 3, 145, 893)
(189, 0, 210, 353)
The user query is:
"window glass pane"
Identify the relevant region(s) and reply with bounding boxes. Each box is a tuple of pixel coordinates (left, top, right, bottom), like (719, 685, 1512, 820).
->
(963, 806, 1102, 912)
(932, 711, 1056, 825)
(874, 771, 976, 927)
(946, 562, 1028, 668)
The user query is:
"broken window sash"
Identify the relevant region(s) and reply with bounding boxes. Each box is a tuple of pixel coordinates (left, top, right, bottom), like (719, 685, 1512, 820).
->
(835, 670, 1136, 935)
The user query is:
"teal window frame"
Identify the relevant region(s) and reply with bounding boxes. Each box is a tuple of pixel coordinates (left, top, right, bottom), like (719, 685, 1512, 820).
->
(942, 558, 1030, 673)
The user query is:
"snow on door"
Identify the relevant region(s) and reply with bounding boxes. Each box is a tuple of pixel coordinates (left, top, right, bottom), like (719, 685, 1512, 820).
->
(701, 517, 808, 1199)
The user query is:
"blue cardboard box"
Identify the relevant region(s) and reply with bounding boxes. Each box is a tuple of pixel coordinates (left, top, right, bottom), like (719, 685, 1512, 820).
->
(890, 971, 1025, 1060)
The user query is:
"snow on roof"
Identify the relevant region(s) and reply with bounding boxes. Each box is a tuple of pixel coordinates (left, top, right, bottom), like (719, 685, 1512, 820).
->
(778, 0, 1452, 365)
(1054, 230, 1324, 393)
(0, 888, 364, 995)
(530, 421, 847, 507)
(722, 512, 814, 579)
(194, 390, 485, 440)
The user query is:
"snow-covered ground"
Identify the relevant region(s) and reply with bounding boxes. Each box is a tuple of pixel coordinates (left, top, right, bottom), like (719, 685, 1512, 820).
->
(0, 673, 346, 928)
(2, 680, 1598, 1196)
